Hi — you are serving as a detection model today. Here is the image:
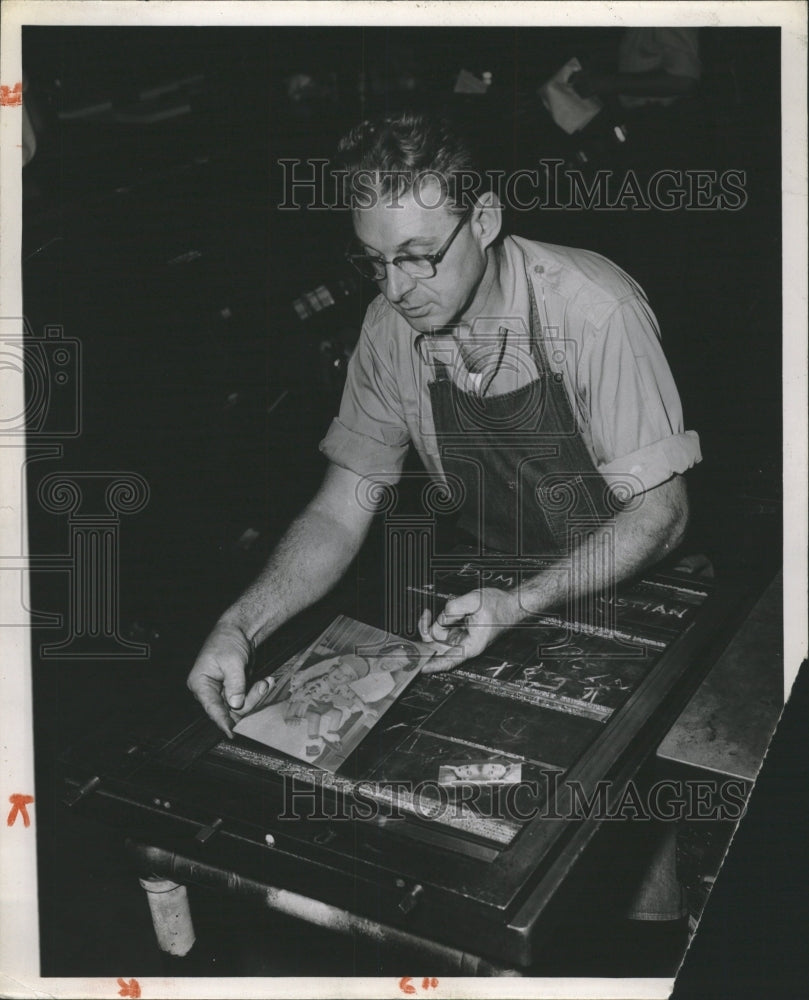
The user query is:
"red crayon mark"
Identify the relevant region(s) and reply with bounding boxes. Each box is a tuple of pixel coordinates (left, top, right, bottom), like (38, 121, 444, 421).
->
(0, 82, 23, 107)
(399, 979, 439, 994)
(117, 978, 141, 998)
(7, 794, 34, 827)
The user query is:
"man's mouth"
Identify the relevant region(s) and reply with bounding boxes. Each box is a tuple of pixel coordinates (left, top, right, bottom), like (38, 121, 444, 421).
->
(400, 304, 431, 318)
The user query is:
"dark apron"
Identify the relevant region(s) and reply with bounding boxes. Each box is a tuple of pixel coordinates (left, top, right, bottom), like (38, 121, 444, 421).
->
(427, 272, 613, 559)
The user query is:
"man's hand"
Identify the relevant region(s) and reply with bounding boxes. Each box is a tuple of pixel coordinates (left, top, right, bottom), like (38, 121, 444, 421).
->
(418, 587, 521, 673)
(186, 464, 380, 736)
(187, 622, 273, 737)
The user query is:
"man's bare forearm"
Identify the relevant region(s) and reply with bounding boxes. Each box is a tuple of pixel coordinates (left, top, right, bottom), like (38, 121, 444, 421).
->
(512, 476, 689, 620)
(216, 465, 375, 646)
(217, 506, 364, 644)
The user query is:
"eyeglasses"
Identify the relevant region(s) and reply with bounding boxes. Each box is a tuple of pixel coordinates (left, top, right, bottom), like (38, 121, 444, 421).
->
(345, 206, 474, 282)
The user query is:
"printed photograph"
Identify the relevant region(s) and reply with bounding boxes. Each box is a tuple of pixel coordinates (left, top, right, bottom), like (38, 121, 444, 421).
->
(437, 761, 523, 785)
(233, 617, 432, 768)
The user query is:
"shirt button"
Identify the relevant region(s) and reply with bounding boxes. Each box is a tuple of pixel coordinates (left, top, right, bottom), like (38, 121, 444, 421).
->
(534, 265, 544, 274)
(507, 480, 517, 492)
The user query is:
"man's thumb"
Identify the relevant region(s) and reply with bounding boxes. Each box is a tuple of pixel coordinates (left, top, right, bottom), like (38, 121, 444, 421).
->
(223, 666, 246, 709)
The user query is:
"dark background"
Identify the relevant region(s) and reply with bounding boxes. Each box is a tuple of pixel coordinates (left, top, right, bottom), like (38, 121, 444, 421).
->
(18, 24, 801, 990)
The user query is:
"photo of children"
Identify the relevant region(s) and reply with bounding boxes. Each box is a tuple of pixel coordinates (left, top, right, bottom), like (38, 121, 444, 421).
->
(233, 619, 432, 769)
(437, 761, 523, 785)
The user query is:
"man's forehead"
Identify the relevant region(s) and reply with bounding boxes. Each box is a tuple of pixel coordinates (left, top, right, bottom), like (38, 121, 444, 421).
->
(352, 183, 454, 245)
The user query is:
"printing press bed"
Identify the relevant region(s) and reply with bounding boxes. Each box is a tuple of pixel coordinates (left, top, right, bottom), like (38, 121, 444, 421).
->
(60, 561, 780, 974)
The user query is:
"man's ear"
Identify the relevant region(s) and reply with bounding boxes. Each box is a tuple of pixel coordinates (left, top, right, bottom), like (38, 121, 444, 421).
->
(471, 190, 503, 250)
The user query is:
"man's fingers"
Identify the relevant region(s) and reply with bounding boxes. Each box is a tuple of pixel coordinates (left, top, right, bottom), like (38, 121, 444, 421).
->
(429, 619, 452, 642)
(422, 636, 475, 674)
(187, 623, 255, 735)
(234, 678, 274, 717)
(423, 622, 495, 673)
(439, 597, 467, 622)
(194, 677, 235, 737)
(440, 590, 483, 622)
(221, 660, 248, 709)
(431, 613, 471, 643)
(422, 650, 465, 674)
(423, 611, 461, 644)
(423, 591, 483, 642)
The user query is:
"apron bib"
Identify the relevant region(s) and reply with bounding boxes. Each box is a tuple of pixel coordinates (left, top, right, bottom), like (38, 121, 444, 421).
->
(427, 269, 613, 558)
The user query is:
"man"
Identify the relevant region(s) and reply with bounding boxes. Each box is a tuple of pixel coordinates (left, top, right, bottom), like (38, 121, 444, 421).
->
(187, 111, 700, 739)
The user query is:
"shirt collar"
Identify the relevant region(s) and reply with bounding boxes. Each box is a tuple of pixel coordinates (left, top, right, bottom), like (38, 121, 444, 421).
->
(414, 238, 536, 396)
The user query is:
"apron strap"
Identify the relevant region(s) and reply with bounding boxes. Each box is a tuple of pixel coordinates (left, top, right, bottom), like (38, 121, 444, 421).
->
(525, 269, 552, 378)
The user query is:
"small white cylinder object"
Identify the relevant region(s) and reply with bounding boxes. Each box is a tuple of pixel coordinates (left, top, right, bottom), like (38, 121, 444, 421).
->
(139, 878, 196, 956)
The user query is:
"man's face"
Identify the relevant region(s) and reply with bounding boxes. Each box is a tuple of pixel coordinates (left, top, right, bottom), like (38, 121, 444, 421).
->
(352, 182, 487, 334)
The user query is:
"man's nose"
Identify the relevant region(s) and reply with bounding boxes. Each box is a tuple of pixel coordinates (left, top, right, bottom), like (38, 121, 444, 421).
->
(383, 263, 418, 302)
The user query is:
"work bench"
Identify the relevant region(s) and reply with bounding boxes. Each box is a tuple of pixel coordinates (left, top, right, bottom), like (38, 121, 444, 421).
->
(60, 559, 784, 975)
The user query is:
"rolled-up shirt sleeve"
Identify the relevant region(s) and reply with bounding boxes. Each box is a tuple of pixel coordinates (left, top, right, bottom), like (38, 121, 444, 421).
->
(579, 294, 701, 495)
(319, 323, 411, 478)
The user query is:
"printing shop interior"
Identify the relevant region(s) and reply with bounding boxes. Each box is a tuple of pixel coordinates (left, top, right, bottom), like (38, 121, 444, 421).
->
(19, 24, 799, 987)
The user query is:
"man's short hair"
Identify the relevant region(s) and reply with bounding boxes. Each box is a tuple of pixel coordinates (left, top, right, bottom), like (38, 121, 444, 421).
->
(335, 110, 484, 213)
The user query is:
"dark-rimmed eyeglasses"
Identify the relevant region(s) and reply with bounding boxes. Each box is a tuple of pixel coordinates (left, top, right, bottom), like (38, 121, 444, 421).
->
(345, 205, 474, 282)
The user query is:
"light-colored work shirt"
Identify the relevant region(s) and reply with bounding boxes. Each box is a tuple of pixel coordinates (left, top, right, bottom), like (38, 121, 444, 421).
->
(319, 235, 701, 497)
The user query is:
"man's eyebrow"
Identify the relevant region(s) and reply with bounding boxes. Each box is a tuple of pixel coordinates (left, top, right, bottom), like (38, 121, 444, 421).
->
(394, 234, 436, 252)
(358, 234, 436, 256)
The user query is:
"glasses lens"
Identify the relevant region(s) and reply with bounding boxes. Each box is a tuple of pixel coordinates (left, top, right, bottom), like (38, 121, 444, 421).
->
(398, 257, 436, 279)
(350, 255, 386, 281)
(347, 254, 436, 282)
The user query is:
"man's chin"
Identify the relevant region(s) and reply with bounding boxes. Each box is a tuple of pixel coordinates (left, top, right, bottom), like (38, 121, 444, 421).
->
(397, 306, 430, 326)
(402, 312, 453, 335)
